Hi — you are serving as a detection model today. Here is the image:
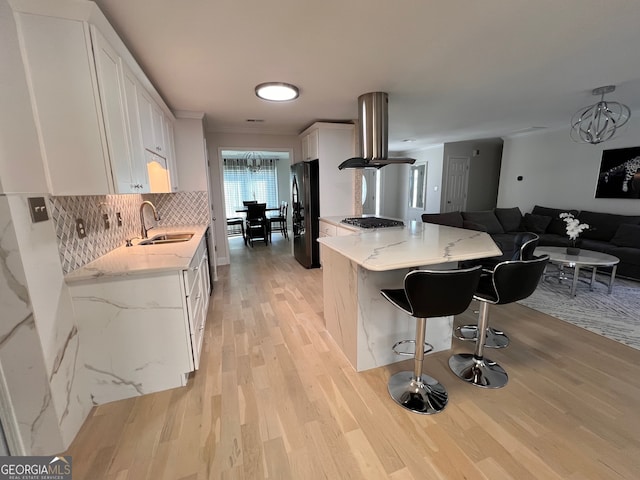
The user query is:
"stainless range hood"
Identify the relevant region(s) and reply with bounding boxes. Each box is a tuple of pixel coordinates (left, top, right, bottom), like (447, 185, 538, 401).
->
(338, 92, 415, 169)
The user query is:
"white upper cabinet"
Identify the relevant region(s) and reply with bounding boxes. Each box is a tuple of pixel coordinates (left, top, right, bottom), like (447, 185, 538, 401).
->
(14, 13, 113, 195)
(120, 61, 150, 193)
(299, 122, 356, 217)
(301, 128, 319, 161)
(11, 0, 177, 195)
(139, 89, 170, 159)
(92, 26, 148, 194)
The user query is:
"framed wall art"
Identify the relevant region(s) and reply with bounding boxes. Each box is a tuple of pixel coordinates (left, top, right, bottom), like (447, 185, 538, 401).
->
(595, 146, 640, 199)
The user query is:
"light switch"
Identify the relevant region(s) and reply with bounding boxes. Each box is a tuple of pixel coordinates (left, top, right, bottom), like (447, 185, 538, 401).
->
(28, 197, 49, 223)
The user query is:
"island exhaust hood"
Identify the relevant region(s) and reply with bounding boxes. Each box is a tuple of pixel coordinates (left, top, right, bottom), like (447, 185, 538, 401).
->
(338, 92, 416, 169)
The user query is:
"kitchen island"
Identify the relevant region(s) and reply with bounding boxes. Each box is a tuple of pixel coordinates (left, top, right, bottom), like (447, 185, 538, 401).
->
(317, 220, 501, 371)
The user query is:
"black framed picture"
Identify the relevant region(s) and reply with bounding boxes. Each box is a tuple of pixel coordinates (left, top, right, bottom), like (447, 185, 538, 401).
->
(595, 146, 640, 199)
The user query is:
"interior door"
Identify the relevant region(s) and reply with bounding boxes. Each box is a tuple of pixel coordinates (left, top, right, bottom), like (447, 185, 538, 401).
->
(443, 156, 469, 212)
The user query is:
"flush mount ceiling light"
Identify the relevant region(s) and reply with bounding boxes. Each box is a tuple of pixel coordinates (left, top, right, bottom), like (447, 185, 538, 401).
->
(570, 85, 631, 144)
(255, 82, 299, 102)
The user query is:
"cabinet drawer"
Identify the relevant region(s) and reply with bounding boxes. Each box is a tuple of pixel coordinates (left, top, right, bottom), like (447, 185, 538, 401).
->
(319, 221, 337, 237)
(183, 238, 206, 292)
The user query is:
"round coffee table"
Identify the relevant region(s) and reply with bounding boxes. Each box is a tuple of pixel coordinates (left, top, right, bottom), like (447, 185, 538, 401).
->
(535, 246, 620, 297)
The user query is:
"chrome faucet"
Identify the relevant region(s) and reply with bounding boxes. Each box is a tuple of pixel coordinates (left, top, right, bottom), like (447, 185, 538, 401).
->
(139, 201, 160, 238)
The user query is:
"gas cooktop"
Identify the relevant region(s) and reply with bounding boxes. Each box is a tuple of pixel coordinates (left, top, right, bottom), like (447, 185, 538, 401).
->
(341, 217, 405, 229)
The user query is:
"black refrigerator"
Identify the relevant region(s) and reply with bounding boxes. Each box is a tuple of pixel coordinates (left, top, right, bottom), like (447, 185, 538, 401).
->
(291, 159, 320, 268)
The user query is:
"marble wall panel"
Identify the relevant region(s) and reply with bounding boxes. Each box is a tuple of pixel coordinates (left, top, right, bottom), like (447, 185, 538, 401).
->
(7, 195, 90, 448)
(0, 195, 64, 455)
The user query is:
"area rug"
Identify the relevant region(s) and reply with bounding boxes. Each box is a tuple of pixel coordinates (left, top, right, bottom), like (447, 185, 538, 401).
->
(518, 275, 640, 351)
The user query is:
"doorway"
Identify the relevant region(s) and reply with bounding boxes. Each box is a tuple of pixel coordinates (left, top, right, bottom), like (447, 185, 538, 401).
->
(219, 149, 291, 261)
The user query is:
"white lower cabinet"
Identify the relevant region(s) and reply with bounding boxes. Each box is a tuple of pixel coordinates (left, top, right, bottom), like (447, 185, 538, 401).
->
(69, 236, 210, 405)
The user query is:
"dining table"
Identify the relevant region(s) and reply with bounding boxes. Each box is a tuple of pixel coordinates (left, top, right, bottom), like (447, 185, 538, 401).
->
(235, 206, 280, 213)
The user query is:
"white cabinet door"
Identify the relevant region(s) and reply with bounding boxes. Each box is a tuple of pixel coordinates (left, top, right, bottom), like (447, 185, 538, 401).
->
(121, 62, 150, 193)
(301, 129, 319, 161)
(307, 129, 319, 160)
(14, 13, 113, 195)
(91, 27, 135, 193)
(138, 89, 155, 153)
(151, 104, 167, 157)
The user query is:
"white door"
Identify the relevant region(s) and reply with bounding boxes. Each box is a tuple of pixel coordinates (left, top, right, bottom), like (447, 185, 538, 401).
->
(443, 156, 469, 212)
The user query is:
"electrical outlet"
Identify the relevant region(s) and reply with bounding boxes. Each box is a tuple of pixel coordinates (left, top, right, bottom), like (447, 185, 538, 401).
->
(28, 197, 49, 223)
(116, 212, 123, 227)
(76, 218, 87, 239)
(103, 213, 110, 229)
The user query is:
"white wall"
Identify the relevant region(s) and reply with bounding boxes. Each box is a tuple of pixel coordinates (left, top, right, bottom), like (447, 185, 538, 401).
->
(499, 119, 640, 215)
(443, 139, 503, 211)
(206, 132, 300, 264)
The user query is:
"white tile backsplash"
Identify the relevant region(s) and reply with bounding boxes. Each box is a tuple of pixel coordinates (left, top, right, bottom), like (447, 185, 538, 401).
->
(50, 191, 209, 274)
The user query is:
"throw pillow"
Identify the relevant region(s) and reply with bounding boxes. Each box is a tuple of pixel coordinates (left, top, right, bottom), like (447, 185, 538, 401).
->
(531, 205, 578, 236)
(522, 213, 552, 234)
(611, 224, 640, 248)
(421, 212, 463, 228)
(494, 207, 523, 233)
(461, 211, 504, 234)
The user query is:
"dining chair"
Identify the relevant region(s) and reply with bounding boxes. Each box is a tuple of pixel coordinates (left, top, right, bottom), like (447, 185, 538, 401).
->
(245, 203, 268, 247)
(269, 201, 288, 241)
(242, 200, 258, 206)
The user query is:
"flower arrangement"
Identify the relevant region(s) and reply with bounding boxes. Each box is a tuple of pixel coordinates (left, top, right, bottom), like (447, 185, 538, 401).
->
(559, 212, 589, 246)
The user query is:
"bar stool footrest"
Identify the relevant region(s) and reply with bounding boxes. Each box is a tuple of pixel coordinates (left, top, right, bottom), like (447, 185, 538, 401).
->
(392, 339, 433, 356)
(454, 325, 510, 349)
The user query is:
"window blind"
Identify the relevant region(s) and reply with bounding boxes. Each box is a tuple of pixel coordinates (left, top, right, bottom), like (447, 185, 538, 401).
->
(223, 158, 279, 218)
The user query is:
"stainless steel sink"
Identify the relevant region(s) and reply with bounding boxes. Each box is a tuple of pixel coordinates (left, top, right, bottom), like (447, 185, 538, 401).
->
(138, 232, 194, 245)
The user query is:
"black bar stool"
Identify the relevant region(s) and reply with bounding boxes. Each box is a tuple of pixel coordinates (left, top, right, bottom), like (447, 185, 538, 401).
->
(456, 232, 540, 348)
(380, 266, 482, 414)
(449, 255, 549, 389)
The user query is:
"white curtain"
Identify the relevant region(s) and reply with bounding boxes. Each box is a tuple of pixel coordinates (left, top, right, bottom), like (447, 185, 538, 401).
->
(223, 158, 279, 218)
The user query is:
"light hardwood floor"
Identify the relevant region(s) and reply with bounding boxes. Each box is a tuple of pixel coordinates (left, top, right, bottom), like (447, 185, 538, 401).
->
(65, 235, 640, 479)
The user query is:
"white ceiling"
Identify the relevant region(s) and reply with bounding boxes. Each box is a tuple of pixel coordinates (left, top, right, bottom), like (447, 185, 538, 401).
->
(93, 0, 640, 152)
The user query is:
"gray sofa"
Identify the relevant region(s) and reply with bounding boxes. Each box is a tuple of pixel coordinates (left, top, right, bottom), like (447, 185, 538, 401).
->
(422, 205, 640, 280)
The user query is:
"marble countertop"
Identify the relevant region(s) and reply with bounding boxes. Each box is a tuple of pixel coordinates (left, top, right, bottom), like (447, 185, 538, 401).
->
(317, 220, 501, 271)
(319, 216, 361, 232)
(64, 224, 209, 284)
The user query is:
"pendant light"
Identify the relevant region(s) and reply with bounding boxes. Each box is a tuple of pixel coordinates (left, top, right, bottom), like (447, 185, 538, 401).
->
(570, 85, 630, 144)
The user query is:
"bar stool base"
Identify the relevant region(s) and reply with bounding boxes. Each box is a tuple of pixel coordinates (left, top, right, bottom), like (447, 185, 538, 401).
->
(448, 353, 508, 389)
(454, 325, 509, 348)
(387, 371, 448, 414)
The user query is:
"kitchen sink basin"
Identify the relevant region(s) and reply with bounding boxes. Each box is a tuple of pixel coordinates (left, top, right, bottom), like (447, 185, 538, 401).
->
(138, 232, 194, 245)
